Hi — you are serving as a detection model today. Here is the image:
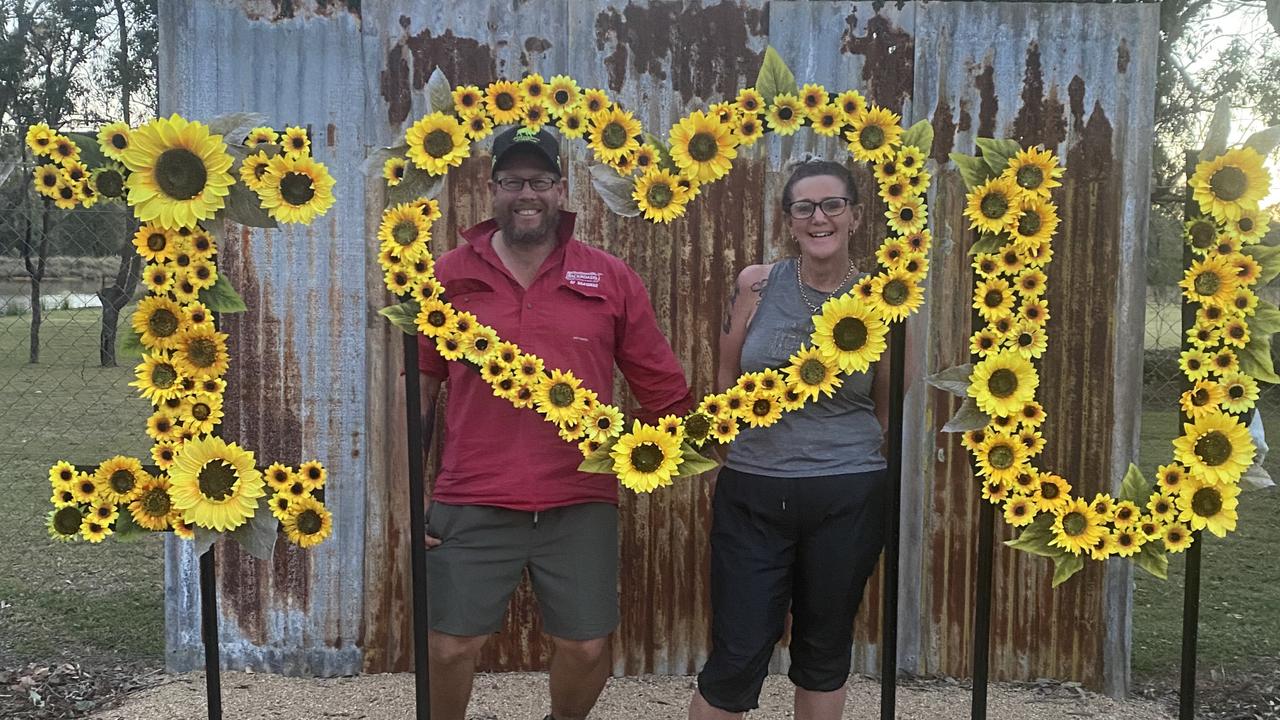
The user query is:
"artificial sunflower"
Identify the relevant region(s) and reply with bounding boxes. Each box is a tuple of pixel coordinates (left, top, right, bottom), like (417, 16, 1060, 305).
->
(180, 393, 224, 435)
(32, 164, 62, 197)
(886, 196, 928, 236)
(610, 420, 682, 493)
(187, 259, 217, 291)
(383, 157, 407, 186)
(1008, 321, 1047, 360)
(587, 106, 642, 164)
(557, 107, 588, 139)
(975, 434, 1026, 483)
(132, 295, 186, 350)
(47, 506, 83, 542)
(282, 496, 333, 548)
(26, 123, 56, 155)
(964, 176, 1020, 234)
(132, 353, 185, 403)
(845, 106, 902, 163)
(534, 369, 589, 425)
(743, 394, 783, 428)
(1019, 298, 1049, 326)
(257, 154, 337, 224)
(378, 202, 432, 262)
(585, 404, 625, 443)
(1049, 498, 1107, 556)
(735, 87, 765, 115)
(172, 327, 230, 380)
(236, 150, 272, 192)
(1147, 492, 1177, 523)
(669, 110, 737, 183)
(1180, 348, 1212, 382)
(96, 455, 145, 504)
(1224, 207, 1270, 245)
(810, 295, 889, 374)
(1229, 254, 1262, 286)
(128, 475, 175, 531)
(1003, 496, 1037, 527)
(96, 121, 131, 161)
(1179, 255, 1237, 307)
(404, 112, 469, 175)
(80, 517, 113, 544)
(1172, 412, 1255, 485)
(521, 102, 549, 132)
(869, 270, 924, 322)
(281, 126, 310, 158)
(1162, 522, 1194, 553)
(245, 126, 278, 146)
(1177, 476, 1240, 538)
(973, 277, 1014, 322)
(969, 351, 1039, 418)
(896, 146, 925, 176)
(1033, 473, 1072, 513)
(765, 93, 805, 135)
(461, 324, 499, 364)
(1189, 146, 1270, 222)
(51, 134, 79, 163)
(633, 169, 688, 224)
(1001, 146, 1063, 199)
(1009, 197, 1059, 247)
(582, 88, 610, 114)
(970, 328, 1001, 357)
(51, 179, 81, 209)
(121, 115, 235, 229)
(546, 75, 581, 114)
(811, 105, 844, 137)
(1219, 372, 1259, 413)
(168, 436, 265, 532)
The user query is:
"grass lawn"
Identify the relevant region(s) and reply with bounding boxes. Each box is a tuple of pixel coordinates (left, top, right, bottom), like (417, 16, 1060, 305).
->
(0, 306, 163, 668)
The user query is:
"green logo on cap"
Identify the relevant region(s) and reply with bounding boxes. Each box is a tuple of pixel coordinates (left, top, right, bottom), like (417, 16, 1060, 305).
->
(514, 127, 540, 142)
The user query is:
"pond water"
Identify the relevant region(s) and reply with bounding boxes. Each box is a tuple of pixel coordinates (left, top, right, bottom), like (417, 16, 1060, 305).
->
(0, 280, 105, 315)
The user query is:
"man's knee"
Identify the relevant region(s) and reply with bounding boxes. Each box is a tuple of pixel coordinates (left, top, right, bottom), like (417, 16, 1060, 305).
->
(550, 635, 610, 666)
(428, 630, 488, 666)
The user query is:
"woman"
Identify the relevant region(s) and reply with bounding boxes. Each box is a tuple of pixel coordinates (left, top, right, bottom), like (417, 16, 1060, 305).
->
(689, 160, 890, 719)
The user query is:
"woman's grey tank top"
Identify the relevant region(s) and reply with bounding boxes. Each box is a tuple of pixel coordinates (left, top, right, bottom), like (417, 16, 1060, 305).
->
(725, 258, 887, 477)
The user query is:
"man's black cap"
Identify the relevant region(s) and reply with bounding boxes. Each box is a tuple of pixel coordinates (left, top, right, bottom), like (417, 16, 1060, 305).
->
(491, 126, 561, 176)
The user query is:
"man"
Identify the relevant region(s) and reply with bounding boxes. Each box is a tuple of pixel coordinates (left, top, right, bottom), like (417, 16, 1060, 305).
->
(418, 126, 692, 720)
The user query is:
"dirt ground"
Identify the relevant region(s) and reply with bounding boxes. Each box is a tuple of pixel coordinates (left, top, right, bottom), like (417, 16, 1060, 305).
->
(85, 671, 1175, 720)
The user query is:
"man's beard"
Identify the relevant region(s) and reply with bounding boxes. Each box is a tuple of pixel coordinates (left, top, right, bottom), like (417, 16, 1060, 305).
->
(497, 203, 559, 246)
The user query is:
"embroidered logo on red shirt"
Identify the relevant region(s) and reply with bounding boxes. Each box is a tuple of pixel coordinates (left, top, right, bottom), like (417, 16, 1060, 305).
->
(565, 270, 603, 288)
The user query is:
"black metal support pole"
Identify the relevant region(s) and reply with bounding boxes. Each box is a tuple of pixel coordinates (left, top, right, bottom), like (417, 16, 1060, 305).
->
(198, 546, 222, 720)
(403, 333, 432, 720)
(971, 500, 995, 720)
(1178, 150, 1201, 720)
(880, 322, 906, 719)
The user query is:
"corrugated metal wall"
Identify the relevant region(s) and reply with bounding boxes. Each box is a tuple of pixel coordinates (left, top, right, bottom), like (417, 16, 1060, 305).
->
(159, 0, 1157, 693)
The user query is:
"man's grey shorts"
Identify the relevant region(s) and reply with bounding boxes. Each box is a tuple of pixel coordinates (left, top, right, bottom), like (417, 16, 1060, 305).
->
(425, 501, 619, 640)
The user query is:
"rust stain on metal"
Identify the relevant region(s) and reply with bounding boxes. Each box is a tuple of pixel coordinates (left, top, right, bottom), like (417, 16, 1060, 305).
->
(1011, 42, 1066, 152)
(524, 36, 552, 54)
(380, 23, 498, 125)
(238, 0, 360, 22)
(976, 62, 998, 137)
(1116, 38, 1130, 74)
(593, 1, 765, 102)
(1068, 76, 1087, 130)
(840, 10, 915, 112)
(958, 100, 972, 133)
(930, 98, 956, 165)
(325, 123, 335, 147)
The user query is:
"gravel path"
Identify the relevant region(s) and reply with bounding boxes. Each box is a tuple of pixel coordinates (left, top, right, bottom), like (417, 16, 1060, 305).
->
(87, 671, 1174, 719)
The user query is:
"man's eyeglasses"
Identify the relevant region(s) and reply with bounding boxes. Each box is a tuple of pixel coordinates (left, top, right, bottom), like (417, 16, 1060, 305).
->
(784, 196, 851, 220)
(494, 176, 559, 192)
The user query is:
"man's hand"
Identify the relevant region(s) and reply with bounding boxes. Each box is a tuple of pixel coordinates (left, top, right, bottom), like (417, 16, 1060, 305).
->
(424, 533, 442, 549)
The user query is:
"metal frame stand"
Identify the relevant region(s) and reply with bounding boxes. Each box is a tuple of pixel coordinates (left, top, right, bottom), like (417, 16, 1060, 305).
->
(880, 322, 906, 718)
(402, 334, 433, 720)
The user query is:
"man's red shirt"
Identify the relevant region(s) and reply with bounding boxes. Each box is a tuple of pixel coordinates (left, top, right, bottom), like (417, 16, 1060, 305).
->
(419, 211, 692, 510)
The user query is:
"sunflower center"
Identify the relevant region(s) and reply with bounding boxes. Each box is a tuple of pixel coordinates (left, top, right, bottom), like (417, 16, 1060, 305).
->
(1188, 220, 1216, 248)
(1063, 511, 1087, 536)
(1194, 430, 1231, 466)
(1192, 389, 1210, 406)
(601, 122, 628, 149)
(989, 444, 1015, 469)
(198, 460, 238, 501)
(142, 487, 172, 517)
(1017, 210, 1041, 236)
(155, 148, 208, 200)
(53, 506, 82, 535)
(630, 443, 665, 473)
(548, 382, 575, 408)
(278, 172, 315, 206)
(859, 125, 885, 149)
(1040, 482, 1060, 500)
(151, 362, 178, 388)
(882, 279, 908, 306)
(898, 207, 915, 222)
(1229, 385, 1244, 399)
(393, 220, 419, 246)
(106, 469, 135, 495)
(984, 290, 1004, 308)
(1209, 166, 1246, 201)
(752, 399, 772, 417)
(188, 337, 218, 368)
(799, 357, 828, 385)
(297, 509, 323, 535)
(832, 317, 868, 352)
(1191, 487, 1223, 517)
(1238, 217, 1254, 233)
(646, 183, 674, 208)
(192, 402, 211, 421)
(980, 193, 1009, 219)
(96, 169, 125, 197)
(685, 413, 712, 440)
(1015, 165, 1043, 190)
(1193, 271, 1220, 297)
(145, 307, 179, 338)
(688, 132, 718, 162)
(252, 161, 269, 180)
(988, 368, 1020, 398)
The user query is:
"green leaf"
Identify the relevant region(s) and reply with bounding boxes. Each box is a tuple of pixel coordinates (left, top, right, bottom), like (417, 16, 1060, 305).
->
(577, 436, 621, 475)
(206, 112, 268, 143)
(219, 182, 279, 229)
(1239, 333, 1280, 385)
(900, 119, 934, 156)
(1201, 96, 1233, 161)
(1133, 541, 1169, 581)
(941, 396, 990, 433)
(363, 144, 407, 179)
(1051, 553, 1085, 587)
(198, 274, 248, 313)
(378, 300, 420, 335)
(643, 132, 675, 173)
(1244, 245, 1280, 286)
(974, 137, 1021, 175)
(674, 442, 719, 478)
(111, 511, 151, 542)
(949, 152, 994, 189)
(117, 326, 144, 359)
(229, 496, 279, 562)
(1252, 300, 1280, 336)
(754, 46, 796, 105)
(425, 68, 454, 115)
(925, 363, 973, 398)
(1243, 125, 1280, 157)
(1118, 463, 1151, 505)
(67, 132, 107, 168)
(388, 162, 445, 206)
(967, 232, 1006, 257)
(1003, 515, 1062, 559)
(589, 164, 640, 218)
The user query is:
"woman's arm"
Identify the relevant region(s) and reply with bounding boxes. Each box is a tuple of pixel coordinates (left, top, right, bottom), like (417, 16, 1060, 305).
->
(717, 264, 772, 391)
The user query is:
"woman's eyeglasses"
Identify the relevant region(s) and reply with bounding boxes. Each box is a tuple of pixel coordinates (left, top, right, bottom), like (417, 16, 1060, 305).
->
(494, 176, 559, 192)
(784, 196, 851, 220)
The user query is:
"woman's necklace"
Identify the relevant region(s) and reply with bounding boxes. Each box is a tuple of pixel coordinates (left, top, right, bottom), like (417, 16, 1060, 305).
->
(796, 256, 856, 313)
